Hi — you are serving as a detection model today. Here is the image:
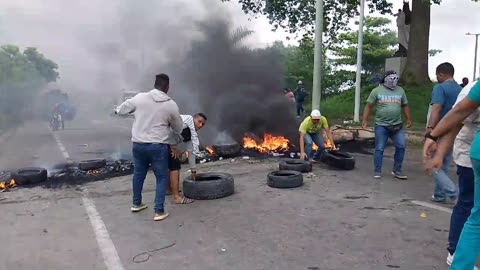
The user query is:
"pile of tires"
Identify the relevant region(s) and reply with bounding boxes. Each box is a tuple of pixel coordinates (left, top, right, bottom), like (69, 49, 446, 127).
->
(322, 150, 355, 170)
(183, 172, 235, 200)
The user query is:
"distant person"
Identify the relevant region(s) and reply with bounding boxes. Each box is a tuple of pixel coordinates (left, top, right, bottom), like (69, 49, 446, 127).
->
(421, 81, 480, 270)
(299, 109, 335, 162)
(51, 102, 65, 130)
(370, 75, 382, 85)
(167, 113, 207, 205)
(283, 88, 295, 102)
(426, 62, 461, 203)
(294, 81, 308, 117)
(460, 77, 469, 88)
(423, 80, 479, 269)
(115, 73, 183, 221)
(362, 70, 412, 180)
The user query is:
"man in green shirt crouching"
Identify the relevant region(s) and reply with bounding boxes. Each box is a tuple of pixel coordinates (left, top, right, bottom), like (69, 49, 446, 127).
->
(362, 70, 412, 179)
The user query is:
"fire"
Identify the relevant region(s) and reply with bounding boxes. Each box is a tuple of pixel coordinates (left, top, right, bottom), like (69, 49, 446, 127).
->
(324, 139, 333, 149)
(0, 179, 16, 191)
(205, 146, 215, 155)
(87, 169, 102, 175)
(243, 134, 289, 153)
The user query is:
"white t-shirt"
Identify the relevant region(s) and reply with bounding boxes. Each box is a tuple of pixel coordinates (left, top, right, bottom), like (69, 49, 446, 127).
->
(453, 81, 480, 168)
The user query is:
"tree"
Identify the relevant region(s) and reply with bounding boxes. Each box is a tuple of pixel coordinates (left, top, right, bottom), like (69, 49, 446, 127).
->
(331, 16, 396, 76)
(223, 0, 478, 86)
(0, 45, 59, 129)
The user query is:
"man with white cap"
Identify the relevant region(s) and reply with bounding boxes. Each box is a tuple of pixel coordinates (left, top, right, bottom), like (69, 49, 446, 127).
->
(299, 109, 335, 161)
(362, 70, 412, 179)
(294, 80, 308, 117)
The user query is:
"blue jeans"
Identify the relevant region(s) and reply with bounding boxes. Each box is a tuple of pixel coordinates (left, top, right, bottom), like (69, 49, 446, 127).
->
(304, 132, 325, 161)
(374, 125, 405, 173)
(296, 102, 304, 116)
(432, 151, 458, 201)
(451, 158, 480, 269)
(132, 143, 169, 213)
(448, 165, 474, 255)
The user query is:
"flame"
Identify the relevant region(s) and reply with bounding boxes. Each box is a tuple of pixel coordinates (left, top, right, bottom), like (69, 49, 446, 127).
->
(205, 146, 215, 155)
(0, 179, 16, 191)
(87, 169, 102, 175)
(242, 134, 289, 153)
(324, 139, 333, 149)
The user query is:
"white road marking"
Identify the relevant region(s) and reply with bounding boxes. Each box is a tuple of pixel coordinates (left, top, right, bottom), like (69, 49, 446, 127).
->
(52, 132, 72, 163)
(82, 194, 125, 270)
(411, 200, 453, 214)
(50, 128, 125, 270)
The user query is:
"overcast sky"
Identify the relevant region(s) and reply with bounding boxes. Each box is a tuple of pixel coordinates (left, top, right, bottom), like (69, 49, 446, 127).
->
(0, 0, 478, 89)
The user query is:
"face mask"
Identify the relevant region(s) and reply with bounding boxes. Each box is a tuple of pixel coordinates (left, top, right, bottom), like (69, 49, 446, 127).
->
(384, 74, 399, 90)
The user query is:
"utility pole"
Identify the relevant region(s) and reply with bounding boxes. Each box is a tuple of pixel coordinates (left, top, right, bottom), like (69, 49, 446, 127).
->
(353, 0, 365, 122)
(312, 0, 324, 111)
(466, 32, 480, 80)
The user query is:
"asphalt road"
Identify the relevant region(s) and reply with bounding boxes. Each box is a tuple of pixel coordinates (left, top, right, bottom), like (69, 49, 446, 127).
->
(0, 117, 462, 270)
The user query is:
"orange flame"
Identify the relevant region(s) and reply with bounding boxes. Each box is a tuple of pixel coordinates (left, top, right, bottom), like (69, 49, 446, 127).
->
(0, 179, 16, 190)
(205, 146, 215, 155)
(242, 134, 289, 153)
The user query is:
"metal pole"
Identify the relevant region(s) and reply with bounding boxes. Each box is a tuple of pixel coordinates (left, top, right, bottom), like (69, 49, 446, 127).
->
(467, 33, 480, 80)
(312, 0, 324, 111)
(353, 0, 365, 122)
(474, 35, 478, 80)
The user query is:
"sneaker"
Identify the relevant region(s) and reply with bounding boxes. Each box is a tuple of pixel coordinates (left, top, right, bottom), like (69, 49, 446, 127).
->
(392, 171, 408, 180)
(154, 212, 169, 221)
(374, 173, 382, 179)
(447, 252, 479, 270)
(130, 204, 148, 212)
(432, 196, 456, 205)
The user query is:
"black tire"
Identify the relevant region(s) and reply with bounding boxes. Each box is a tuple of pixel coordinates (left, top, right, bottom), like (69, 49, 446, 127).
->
(78, 159, 107, 171)
(183, 172, 235, 200)
(322, 150, 355, 170)
(13, 167, 48, 185)
(267, 170, 303, 189)
(279, 159, 312, 173)
(213, 143, 241, 157)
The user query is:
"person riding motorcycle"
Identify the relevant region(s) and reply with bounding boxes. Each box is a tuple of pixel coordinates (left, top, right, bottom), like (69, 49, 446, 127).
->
(51, 103, 64, 130)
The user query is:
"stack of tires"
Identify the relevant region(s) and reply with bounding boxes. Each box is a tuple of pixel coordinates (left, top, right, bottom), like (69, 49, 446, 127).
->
(267, 159, 311, 189)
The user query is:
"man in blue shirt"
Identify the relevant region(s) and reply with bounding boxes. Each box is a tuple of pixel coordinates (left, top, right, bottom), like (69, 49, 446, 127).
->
(426, 62, 461, 203)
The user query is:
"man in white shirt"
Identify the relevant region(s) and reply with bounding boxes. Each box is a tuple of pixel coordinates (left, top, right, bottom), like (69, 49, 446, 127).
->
(423, 81, 479, 268)
(167, 113, 207, 204)
(115, 74, 183, 221)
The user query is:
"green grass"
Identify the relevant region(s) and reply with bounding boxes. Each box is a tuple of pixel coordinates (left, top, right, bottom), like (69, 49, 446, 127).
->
(307, 83, 434, 130)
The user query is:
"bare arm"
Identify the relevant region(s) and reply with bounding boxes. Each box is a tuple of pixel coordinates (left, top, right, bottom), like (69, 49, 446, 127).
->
(431, 98, 479, 138)
(436, 124, 463, 158)
(325, 128, 335, 148)
(427, 104, 442, 128)
(299, 132, 305, 154)
(402, 105, 412, 127)
(362, 103, 374, 128)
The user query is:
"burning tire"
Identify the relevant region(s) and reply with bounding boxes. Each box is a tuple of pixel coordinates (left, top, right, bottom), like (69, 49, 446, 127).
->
(279, 159, 312, 173)
(213, 143, 241, 158)
(322, 150, 355, 170)
(78, 159, 107, 171)
(13, 167, 48, 185)
(183, 172, 234, 200)
(267, 170, 303, 189)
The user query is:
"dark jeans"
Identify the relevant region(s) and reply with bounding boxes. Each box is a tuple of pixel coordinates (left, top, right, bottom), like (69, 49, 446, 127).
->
(132, 142, 169, 213)
(374, 124, 405, 173)
(448, 165, 475, 255)
(296, 102, 304, 116)
(304, 132, 325, 161)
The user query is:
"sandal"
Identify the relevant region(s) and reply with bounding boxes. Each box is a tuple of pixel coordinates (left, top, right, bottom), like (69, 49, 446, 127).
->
(173, 197, 194, 204)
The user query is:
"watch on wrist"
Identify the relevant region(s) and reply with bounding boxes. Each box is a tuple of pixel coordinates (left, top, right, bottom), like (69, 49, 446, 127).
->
(425, 131, 439, 142)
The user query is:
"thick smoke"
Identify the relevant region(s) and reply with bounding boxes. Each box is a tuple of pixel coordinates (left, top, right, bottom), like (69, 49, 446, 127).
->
(1, 0, 298, 145)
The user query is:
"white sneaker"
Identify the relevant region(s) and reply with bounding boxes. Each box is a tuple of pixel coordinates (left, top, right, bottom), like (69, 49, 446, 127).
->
(447, 253, 479, 270)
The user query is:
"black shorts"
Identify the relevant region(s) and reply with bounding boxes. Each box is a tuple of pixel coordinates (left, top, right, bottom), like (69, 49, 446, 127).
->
(168, 146, 181, 171)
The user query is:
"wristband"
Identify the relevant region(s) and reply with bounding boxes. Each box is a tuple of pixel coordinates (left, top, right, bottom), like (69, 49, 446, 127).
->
(424, 131, 439, 142)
